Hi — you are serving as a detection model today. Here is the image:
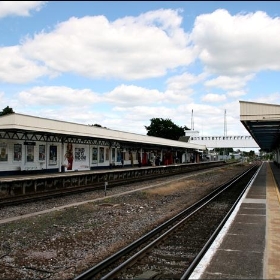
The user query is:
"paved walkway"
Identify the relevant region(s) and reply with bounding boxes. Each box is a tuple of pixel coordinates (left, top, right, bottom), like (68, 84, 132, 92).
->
(190, 161, 280, 279)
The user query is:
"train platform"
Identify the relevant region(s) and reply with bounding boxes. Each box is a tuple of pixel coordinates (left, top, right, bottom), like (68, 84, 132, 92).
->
(190, 161, 280, 279)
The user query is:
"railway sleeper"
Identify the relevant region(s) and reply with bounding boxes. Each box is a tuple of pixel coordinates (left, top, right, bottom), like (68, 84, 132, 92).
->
(149, 253, 191, 262)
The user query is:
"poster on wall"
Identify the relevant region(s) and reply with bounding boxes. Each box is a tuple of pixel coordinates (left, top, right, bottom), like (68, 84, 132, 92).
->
(0, 143, 8, 161)
(49, 145, 57, 165)
(14, 144, 22, 161)
(125, 151, 130, 160)
(75, 147, 86, 161)
(26, 145, 34, 162)
(92, 147, 98, 163)
(64, 143, 73, 170)
(99, 147, 104, 163)
(39, 145, 45, 161)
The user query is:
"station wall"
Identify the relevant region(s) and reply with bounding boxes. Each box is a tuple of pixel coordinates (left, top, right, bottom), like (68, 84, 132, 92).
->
(0, 139, 192, 175)
(0, 140, 127, 174)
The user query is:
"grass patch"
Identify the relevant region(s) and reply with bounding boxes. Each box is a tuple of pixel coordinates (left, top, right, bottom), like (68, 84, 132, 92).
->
(143, 180, 194, 196)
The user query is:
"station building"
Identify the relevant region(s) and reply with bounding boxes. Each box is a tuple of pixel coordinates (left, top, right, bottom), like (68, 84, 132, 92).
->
(0, 113, 206, 176)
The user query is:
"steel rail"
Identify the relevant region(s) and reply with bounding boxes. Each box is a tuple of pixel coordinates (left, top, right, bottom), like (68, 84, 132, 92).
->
(74, 164, 259, 280)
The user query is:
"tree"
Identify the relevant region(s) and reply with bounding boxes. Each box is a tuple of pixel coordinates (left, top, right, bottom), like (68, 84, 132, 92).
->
(215, 147, 234, 155)
(145, 118, 190, 140)
(0, 106, 14, 116)
(248, 150, 256, 157)
(88, 124, 108, 129)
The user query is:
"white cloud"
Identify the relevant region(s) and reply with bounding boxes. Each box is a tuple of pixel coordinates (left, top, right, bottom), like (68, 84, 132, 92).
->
(164, 88, 194, 104)
(204, 74, 254, 90)
(163, 72, 208, 103)
(166, 72, 207, 91)
(104, 84, 163, 106)
(249, 92, 280, 104)
(227, 90, 247, 98)
(105, 81, 197, 107)
(19, 9, 195, 81)
(192, 9, 280, 75)
(0, 1, 47, 18)
(2, 6, 280, 140)
(0, 46, 52, 83)
(18, 86, 101, 106)
(201, 93, 227, 103)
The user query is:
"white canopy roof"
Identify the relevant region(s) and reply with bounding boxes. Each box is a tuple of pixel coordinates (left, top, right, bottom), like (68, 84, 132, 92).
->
(0, 113, 206, 150)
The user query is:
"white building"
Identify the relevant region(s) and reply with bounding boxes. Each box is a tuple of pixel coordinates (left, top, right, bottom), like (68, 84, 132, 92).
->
(0, 113, 206, 175)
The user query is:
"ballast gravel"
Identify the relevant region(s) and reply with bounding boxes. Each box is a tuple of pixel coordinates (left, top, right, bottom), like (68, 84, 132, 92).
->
(0, 163, 253, 280)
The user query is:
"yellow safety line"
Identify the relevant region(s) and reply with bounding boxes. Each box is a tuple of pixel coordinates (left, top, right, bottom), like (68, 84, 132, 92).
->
(269, 163, 280, 203)
(265, 162, 280, 280)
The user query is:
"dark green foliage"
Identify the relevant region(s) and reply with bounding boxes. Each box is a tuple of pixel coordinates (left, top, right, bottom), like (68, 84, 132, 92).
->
(89, 124, 108, 129)
(0, 106, 14, 116)
(215, 147, 234, 155)
(145, 118, 190, 140)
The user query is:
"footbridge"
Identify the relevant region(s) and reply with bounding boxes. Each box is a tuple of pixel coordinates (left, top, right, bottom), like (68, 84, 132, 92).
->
(180, 132, 259, 149)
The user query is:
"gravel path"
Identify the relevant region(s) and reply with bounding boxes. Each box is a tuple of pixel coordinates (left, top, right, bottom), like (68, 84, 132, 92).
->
(0, 163, 252, 280)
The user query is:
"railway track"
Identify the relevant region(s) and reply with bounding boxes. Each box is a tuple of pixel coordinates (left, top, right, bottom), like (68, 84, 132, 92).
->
(0, 161, 232, 207)
(74, 163, 260, 280)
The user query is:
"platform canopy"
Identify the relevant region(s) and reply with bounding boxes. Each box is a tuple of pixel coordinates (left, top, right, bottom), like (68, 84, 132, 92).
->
(0, 113, 206, 151)
(240, 101, 280, 152)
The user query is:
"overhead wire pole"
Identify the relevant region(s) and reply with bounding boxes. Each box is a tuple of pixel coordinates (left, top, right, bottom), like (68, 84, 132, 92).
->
(224, 109, 227, 137)
(224, 109, 227, 159)
(191, 109, 194, 130)
(191, 109, 194, 162)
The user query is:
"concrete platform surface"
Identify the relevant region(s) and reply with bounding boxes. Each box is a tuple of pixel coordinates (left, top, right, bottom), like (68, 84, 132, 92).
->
(190, 161, 280, 279)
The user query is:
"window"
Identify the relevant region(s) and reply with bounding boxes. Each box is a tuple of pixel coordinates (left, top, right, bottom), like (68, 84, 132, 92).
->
(0, 143, 8, 162)
(99, 147, 104, 163)
(39, 145, 45, 161)
(49, 145, 57, 165)
(26, 145, 34, 162)
(14, 144, 22, 161)
(116, 148, 122, 162)
(112, 147, 116, 162)
(92, 147, 98, 163)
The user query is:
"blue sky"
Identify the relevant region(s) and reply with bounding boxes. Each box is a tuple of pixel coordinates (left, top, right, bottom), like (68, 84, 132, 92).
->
(1, 1, 280, 138)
